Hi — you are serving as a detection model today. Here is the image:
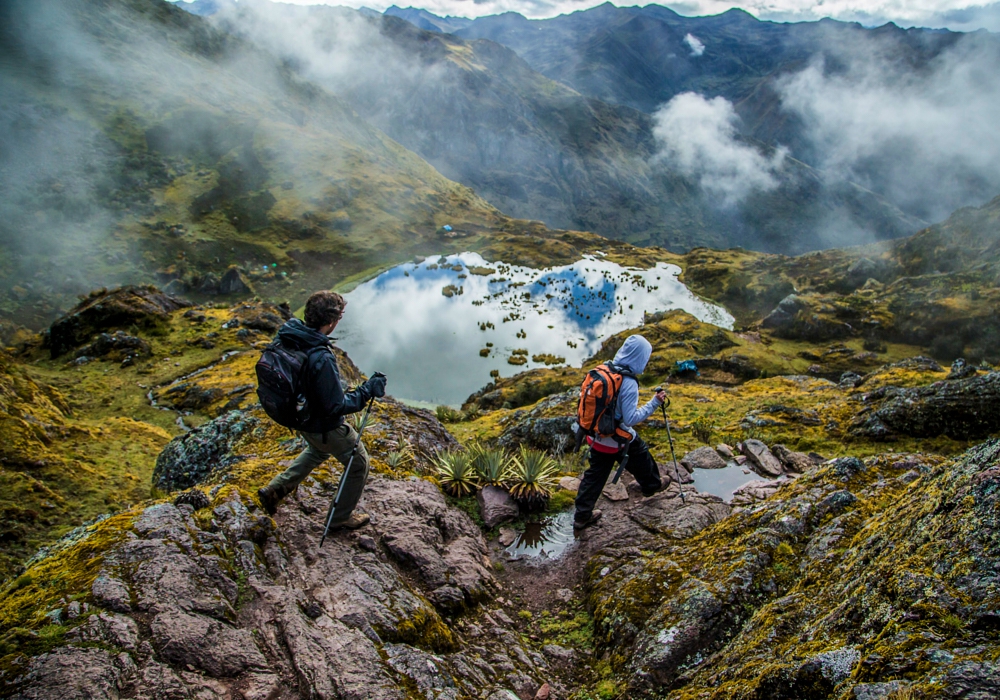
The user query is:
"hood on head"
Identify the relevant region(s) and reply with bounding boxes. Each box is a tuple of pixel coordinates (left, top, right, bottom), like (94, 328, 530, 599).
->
(277, 317, 331, 351)
(613, 335, 653, 374)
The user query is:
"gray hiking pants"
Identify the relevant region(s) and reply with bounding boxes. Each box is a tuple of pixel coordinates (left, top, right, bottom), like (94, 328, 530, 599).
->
(267, 424, 370, 525)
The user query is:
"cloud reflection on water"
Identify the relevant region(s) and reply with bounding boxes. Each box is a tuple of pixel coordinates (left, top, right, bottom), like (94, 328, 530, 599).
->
(335, 252, 734, 406)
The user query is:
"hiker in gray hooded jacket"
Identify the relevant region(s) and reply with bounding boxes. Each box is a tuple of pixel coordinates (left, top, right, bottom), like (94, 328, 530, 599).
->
(574, 334, 666, 529)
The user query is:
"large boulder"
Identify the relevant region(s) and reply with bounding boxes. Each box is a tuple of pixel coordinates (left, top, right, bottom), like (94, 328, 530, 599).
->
(217, 266, 253, 295)
(46, 285, 190, 358)
(74, 331, 151, 362)
(851, 371, 1000, 440)
(680, 446, 728, 471)
(152, 410, 259, 492)
(771, 444, 820, 473)
(742, 439, 784, 477)
(228, 300, 292, 333)
(477, 485, 519, 528)
(497, 391, 577, 454)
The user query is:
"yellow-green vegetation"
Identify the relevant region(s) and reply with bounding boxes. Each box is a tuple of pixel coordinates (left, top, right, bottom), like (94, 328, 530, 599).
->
(469, 443, 509, 487)
(0, 302, 257, 578)
(584, 439, 1000, 697)
(454, 306, 973, 464)
(435, 451, 477, 497)
(532, 353, 566, 365)
(0, 509, 137, 657)
(506, 447, 560, 510)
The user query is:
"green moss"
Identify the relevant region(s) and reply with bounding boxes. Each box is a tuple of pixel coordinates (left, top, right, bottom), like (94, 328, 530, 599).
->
(546, 490, 576, 513)
(539, 608, 593, 650)
(391, 606, 457, 653)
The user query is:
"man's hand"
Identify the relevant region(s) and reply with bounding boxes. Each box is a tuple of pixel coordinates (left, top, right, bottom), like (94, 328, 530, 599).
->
(655, 389, 668, 404)
(365, 373, 387, 398)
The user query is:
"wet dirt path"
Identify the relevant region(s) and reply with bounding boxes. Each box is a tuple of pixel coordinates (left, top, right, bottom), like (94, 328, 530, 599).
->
(475, 472, 686, 696)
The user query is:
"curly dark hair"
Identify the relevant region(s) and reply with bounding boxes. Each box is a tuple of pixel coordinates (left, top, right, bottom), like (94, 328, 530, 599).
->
(304, 290, 347, 329)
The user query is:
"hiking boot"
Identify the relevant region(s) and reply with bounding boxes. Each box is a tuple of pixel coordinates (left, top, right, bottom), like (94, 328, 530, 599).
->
(257, 486, 280, 516)
(642, 477, 668, 498)
(573, 510, 602, 530)
(328, 512, 371, 532)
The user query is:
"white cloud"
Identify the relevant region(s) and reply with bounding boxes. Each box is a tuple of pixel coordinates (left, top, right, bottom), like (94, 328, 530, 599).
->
(776, 35, 1000, 222)
(683, 33, 705, 56)
(209, 0, 1000, 31)
(651, 93, 786, 207)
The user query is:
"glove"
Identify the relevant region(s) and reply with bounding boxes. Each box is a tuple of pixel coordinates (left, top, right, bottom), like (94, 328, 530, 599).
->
(365, 373, 387, 398)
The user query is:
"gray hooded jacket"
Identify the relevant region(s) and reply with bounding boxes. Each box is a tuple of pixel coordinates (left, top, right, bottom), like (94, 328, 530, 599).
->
(592, 335, 662, 448)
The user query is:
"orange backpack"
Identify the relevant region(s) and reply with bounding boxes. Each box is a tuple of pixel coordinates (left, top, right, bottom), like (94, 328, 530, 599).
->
(574, 362, 633, 450)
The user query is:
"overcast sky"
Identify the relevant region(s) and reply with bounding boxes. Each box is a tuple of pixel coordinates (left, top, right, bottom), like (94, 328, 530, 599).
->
(204, 0, 1000, 31)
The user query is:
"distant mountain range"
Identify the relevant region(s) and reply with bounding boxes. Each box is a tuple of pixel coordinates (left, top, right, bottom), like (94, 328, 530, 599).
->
(384, 4, 1000, 227)
(2, 0, 995, 328)
(192, 1, 939, 253)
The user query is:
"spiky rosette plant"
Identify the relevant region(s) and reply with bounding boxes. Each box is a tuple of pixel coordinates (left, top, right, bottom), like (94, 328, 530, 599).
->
(385, 445, 414, 471)
(436, 451, 478, 497)
(473, 446, 510, 487)
(506, 446, 559, 512)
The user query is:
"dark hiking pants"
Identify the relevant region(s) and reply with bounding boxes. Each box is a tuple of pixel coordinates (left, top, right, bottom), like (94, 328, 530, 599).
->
(267, 424, 369, 526)
(574, 435, 661, 524)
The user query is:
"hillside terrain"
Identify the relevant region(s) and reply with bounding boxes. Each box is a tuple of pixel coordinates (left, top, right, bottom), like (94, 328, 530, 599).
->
(1, 1, 999, 698)
(0, 189, 998, 696)
(0, 0, 518, 330)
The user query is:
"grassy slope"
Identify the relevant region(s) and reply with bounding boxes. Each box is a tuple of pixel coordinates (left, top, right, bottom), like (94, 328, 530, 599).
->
(0, 304, 249, 578)
(0, 0, 513, 329)
(671, 194, 1000, 362)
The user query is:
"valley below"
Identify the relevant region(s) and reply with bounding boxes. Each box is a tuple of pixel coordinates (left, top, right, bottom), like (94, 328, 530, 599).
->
(1, 0, 999, 698)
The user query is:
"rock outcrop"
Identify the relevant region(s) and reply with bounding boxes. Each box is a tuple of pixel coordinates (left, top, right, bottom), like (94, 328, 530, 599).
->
(679, 446, 727, 471)
(478, 485, 519, 528)
(152, 410, 260, 492)
(741, 439, 784, 477)
(46, 285, 190, 358)
(588, 442, 1000, 697)
(851, 371, 1000, 440)
(7, 475, 554, 699)
(227, 299, 292, 333)
(497, 391, 577, 454)
(761, 294, 854, 342)
(771, 444, 821, 473)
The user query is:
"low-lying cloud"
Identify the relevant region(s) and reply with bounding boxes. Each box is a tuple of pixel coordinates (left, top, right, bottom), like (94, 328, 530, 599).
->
(683, 33, 705, 56)
(651, 93, 786, 207)
(776, 33, 1000, 222)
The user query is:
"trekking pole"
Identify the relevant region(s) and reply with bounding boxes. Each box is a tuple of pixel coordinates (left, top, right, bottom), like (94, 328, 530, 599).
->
(610, 440, 631, 485)
(319, 395, 375, 547)
(657, 388, 685, 504)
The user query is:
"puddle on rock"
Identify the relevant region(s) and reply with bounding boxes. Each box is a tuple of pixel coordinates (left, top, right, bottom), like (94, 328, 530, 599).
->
(336, 252, 734, 406)
(692, 463, 767, 502)
(505, 511, 577, 562)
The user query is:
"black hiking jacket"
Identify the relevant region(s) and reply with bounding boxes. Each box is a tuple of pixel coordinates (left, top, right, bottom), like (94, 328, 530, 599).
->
(276, 318, 371, 434)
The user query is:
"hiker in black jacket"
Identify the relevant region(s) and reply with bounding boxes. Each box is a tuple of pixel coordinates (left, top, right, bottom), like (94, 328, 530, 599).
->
(257, 291, 386, 528)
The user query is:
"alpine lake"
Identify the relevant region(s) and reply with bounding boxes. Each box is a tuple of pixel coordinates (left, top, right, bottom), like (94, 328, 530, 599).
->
(334, 252, 735, 408)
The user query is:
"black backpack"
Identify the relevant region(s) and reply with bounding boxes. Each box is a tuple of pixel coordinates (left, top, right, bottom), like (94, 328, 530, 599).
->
(255, 341, 322, 429)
